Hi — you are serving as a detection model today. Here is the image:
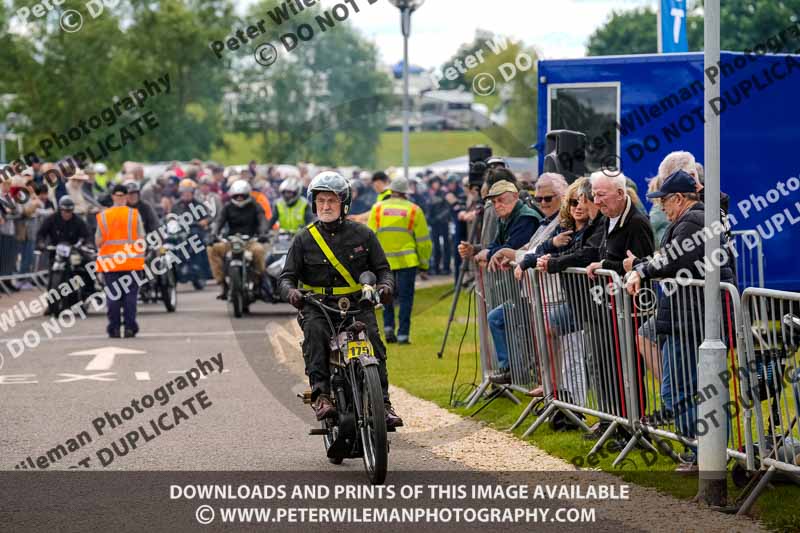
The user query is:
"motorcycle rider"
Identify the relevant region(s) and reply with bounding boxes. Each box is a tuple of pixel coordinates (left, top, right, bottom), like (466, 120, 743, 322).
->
(35, 196, 94, 313)
(279, 171, 403, 428)
(269, 178, 312, 232)
(208, 179, 268, 300)
(171, 179, 211, 290)
(125, 180, 159, 234)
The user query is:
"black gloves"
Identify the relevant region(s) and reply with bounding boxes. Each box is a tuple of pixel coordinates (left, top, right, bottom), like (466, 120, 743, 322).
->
(377, 284, 393, 305)
(288, 288, 304, 309)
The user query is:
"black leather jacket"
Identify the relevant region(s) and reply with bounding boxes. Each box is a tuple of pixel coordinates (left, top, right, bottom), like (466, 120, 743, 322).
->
(279, 219, 394, 300)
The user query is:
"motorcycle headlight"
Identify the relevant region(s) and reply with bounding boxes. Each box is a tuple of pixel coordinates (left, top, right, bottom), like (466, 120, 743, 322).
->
(232, 242, 244, 253)
(69, 253, 82, 266)
(56, 244, 71, 258)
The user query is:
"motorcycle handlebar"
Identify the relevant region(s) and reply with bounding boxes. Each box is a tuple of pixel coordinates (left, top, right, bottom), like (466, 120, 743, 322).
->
(302, 286, 380, 315)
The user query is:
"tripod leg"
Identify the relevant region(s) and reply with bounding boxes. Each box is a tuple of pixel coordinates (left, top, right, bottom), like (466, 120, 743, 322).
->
(437, 265, 466, 358)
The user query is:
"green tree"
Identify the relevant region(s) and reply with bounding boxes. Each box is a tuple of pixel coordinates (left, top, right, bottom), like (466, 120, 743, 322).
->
(227, 0, 393, 167)
(457, 34, 539, 156)
(587, 1, 800, 56)
(1, 0, 235, 165)
(436, 30, 494, 90)
(587, 6, 703, 55)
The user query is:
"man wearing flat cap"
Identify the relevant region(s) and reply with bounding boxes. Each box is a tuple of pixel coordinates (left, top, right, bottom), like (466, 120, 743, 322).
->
(459, 180, 541, 265)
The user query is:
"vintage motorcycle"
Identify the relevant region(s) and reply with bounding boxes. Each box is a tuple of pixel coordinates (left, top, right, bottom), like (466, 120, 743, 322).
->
(45, 241, 96, 316)
(139, 217, 180, 312)
(299, 272, 390, 485)
(222, 233, 269, 318)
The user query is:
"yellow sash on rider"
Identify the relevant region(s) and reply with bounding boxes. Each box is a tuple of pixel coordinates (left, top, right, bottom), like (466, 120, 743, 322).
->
(304, 224, 361, 295)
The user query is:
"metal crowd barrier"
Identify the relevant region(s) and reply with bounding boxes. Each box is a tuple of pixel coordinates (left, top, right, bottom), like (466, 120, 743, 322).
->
(0, 236, 50, 294)
(731, 229, 765, 289)
(467, 258, 800, 510)
(463, 266, 500, 408)
(474, 264, 763, 469)
(740, 288, 800, 482)
(519, 267, 658, 464)
(632, 278, 754, 469)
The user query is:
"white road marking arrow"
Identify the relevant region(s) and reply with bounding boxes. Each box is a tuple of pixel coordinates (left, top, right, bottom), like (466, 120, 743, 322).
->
(68, 346, 146, 371)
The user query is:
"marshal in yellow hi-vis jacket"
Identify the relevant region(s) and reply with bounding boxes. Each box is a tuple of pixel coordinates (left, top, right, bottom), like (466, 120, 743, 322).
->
(367, 179, 432, 272)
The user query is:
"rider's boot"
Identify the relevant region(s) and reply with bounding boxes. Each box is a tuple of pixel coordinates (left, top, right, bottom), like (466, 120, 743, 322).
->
(384, 401, 404, 429)
(313, 394, 337, 420)
(216, 281, 228, 300)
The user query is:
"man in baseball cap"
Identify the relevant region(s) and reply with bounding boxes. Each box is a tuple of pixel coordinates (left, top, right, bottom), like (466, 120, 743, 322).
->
(366, 175, 432, 344)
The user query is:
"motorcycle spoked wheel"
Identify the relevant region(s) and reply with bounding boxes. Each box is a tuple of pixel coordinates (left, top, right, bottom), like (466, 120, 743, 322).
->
(162, 269, 177, 313)
(229, 269, 244, 318)
(48, 271, 67, 316)
(355, 365, 388, 485)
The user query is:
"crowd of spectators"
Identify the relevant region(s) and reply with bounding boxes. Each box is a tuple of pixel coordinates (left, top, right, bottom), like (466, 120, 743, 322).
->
(456, 149, 734, 474)
(0, 156, 508, 294)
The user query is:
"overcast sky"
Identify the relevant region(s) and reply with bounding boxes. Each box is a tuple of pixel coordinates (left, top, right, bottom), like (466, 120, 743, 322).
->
(249, 0, 655, 68)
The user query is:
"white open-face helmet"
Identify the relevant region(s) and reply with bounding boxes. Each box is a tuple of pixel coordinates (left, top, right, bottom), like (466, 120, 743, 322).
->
(279, 178, 302, 205)
(229, 179, 252, 207)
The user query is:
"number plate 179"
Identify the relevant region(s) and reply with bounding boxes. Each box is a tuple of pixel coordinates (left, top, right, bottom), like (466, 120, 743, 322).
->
(347, 340, 372, 359)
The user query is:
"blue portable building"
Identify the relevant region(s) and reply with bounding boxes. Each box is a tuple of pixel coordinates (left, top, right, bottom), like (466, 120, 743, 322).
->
(536, 52, 800, 290)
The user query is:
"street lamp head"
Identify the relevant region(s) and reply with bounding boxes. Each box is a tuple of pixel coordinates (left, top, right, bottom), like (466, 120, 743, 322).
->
(388, 0, 425, 12)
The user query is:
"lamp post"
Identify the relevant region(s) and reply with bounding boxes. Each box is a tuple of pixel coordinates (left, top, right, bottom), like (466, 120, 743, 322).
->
(697, 0, 727, 507)
(389, 0, 425, 180)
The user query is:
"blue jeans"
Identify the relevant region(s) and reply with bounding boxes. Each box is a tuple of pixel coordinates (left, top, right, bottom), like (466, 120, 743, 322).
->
(488, 305, 509, 370)
(661, 340, 672, 412)
(17, 239, 36, 273)
(663, 336, 698, 446)
(104, 271, 140, 334)
(430, 222, 451, 273)
(383, 267, 417, 340)
(549, 303, 578, 335)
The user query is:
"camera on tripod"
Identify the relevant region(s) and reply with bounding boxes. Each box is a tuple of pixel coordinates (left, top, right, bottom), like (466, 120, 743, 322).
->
(468, 145, 493, 189)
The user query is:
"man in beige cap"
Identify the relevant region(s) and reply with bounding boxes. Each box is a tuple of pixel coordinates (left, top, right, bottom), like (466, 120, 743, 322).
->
(458, 180, 541, 265)
(367, 176, 431, 344)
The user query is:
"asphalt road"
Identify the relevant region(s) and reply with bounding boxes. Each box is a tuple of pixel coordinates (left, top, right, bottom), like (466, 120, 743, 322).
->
(0, 285, 673, 532)
(0, 285, 463, 472)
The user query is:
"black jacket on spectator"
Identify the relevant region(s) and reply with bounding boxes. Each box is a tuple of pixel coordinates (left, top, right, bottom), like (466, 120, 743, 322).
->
(36, 212, 91, 246)
(534, 213, 607, 273)
(699, 188, 730, 216)
(598, 196, 655, 274)
(426, 191, 450, 226)
(636, 201, 736, 336)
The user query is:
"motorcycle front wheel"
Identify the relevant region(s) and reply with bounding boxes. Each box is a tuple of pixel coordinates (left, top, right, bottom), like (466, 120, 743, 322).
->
(162, 268, 177, 313)
(357, 365, 388, 484)
(48, 270, 67, 316)
(229, 269, 244, 318)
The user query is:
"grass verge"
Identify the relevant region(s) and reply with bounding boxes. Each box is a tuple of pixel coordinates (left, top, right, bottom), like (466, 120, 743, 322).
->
(384, 284, 800, 532)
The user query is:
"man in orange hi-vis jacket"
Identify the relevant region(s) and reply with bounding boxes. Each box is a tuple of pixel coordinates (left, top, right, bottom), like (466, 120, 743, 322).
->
(95, 184, 146, 338)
